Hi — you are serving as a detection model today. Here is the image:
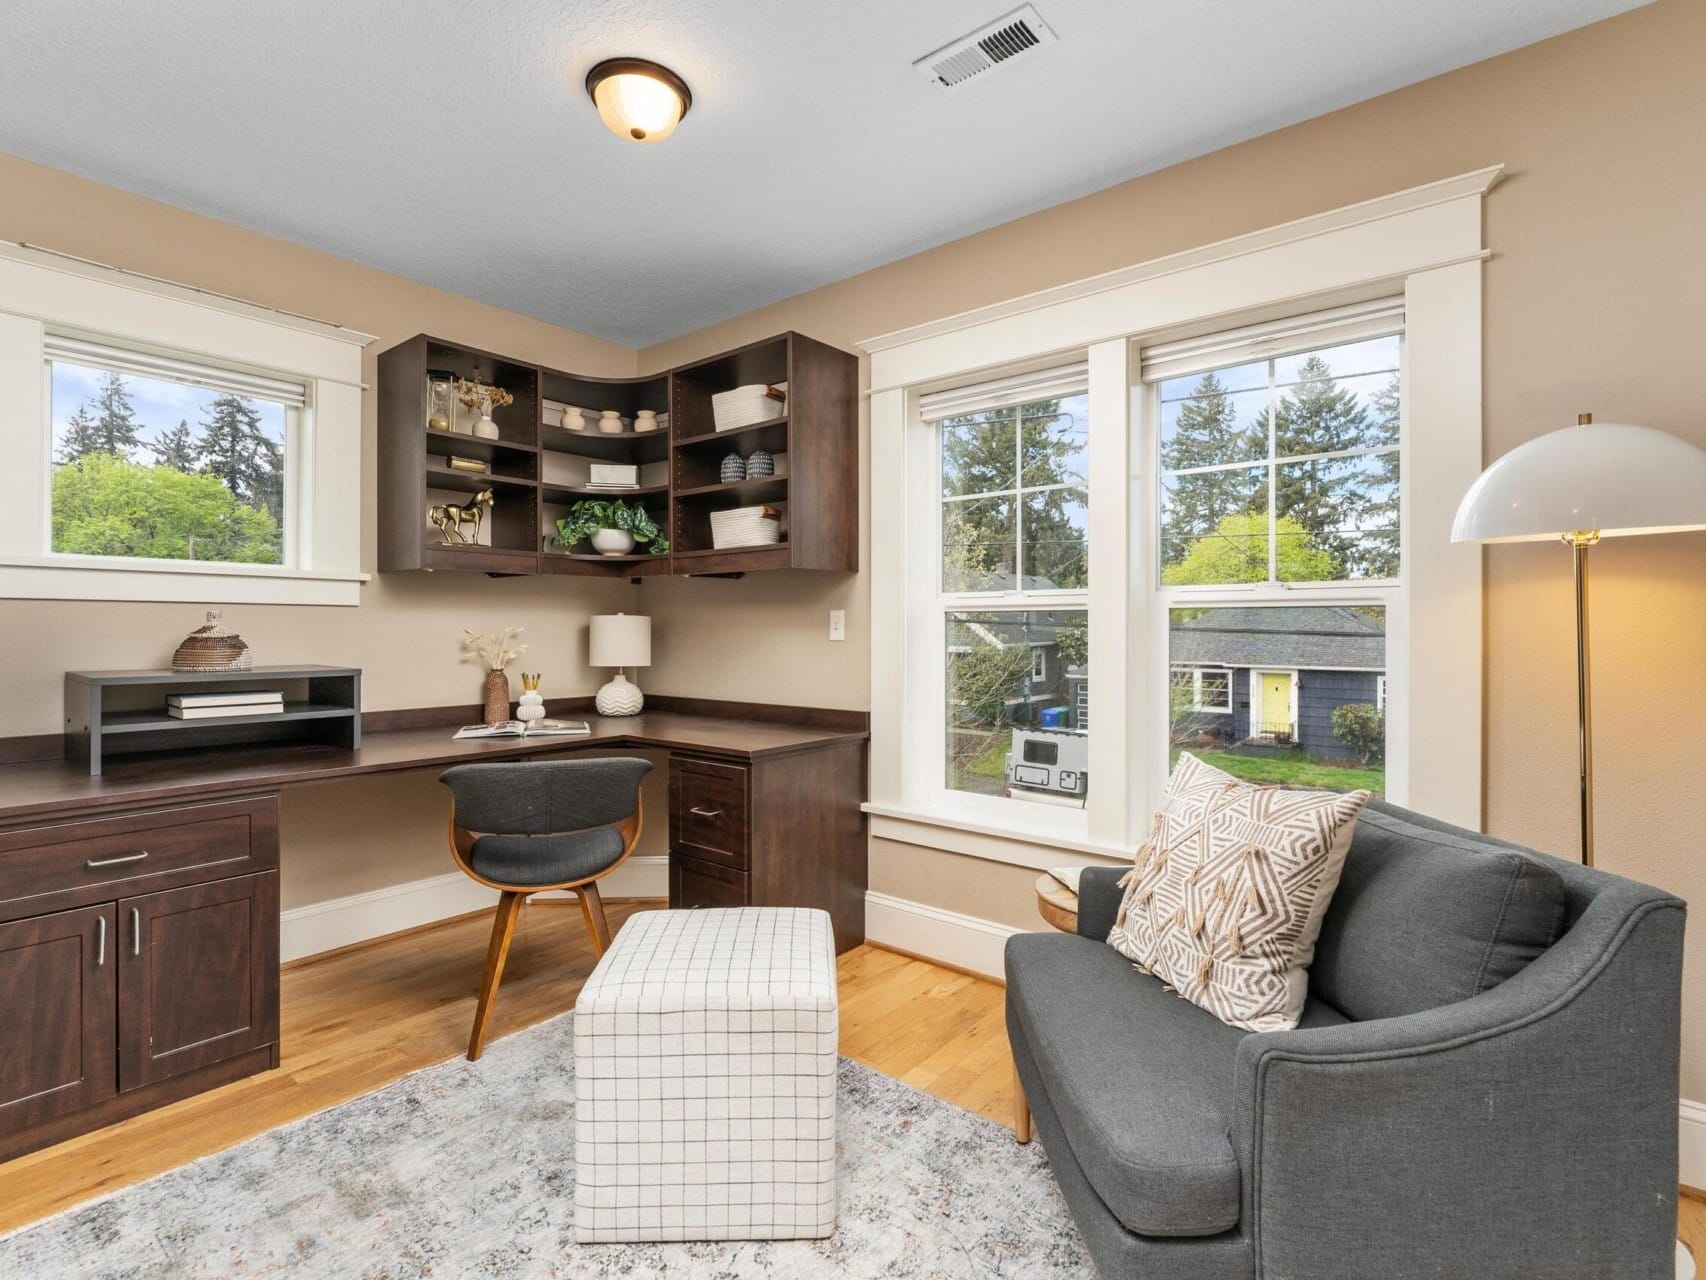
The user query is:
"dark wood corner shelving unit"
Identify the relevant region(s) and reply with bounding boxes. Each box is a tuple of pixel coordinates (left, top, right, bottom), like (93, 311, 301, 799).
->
(378, 331, 857, 579)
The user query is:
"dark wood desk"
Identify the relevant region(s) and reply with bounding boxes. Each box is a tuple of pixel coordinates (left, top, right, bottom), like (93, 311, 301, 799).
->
(0, 705, 867, 1161)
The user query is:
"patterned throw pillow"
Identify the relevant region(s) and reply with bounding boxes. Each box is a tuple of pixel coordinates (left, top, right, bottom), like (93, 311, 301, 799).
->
(1106, 752, 1371, 1032)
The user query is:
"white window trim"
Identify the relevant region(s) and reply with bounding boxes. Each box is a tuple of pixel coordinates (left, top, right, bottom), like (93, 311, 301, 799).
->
(0, 240, 373, 605)
(862, 166, 1495, 869)
(1173, 665, 1233, 715)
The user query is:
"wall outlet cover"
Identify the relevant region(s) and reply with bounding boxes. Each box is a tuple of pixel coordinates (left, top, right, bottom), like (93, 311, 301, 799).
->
(829, 609, 846, 641)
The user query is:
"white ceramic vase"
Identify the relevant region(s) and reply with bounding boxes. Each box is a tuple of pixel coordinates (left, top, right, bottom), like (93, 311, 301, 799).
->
(560, 406, 586, 432)
(595, 671, 644, 717)
(634, 409, 658, 433)
(516, 690, 546, 726)
(472, 415, 500, 440)
(590, 528, 635, 556)
(598, 410, 625, 434)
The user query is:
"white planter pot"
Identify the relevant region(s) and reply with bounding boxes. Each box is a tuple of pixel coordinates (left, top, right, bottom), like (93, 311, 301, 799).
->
(590, 528, 635, 556)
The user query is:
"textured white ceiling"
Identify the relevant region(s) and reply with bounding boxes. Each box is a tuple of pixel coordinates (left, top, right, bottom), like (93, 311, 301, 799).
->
(0, 0, 1651, 346)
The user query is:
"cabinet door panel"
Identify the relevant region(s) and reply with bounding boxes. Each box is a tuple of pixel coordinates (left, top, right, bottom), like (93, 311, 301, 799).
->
(0, 904, 116, 1135)
(119, 872, 278, 1093)
(669, 853, 750, 910)
(669, 758, 749, 868)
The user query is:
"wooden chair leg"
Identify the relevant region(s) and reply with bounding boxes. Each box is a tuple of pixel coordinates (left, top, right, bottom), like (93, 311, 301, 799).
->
(578, 881, 613, 956)
(1014, 1059, 1032, 1144)
(468, 891, 524, 1062)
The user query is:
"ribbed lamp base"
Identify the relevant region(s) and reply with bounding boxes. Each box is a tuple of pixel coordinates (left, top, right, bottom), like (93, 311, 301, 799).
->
(595, 673, 644, 717)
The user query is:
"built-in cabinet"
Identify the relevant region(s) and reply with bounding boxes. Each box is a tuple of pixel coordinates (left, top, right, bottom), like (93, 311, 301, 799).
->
(0, 796, 279, 1160)
(377, 331, 858, 577)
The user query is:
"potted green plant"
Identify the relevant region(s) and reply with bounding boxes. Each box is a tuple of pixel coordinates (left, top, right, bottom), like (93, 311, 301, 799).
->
(556, 499, 670, 557)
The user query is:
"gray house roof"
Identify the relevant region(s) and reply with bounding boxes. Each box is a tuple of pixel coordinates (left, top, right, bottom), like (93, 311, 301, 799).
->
(1170, 606, 1385, 671)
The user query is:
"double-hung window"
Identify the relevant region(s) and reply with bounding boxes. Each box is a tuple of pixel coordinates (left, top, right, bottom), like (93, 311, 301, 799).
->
(926, 363, 1091, 811)
(1143, 301, 1403, 795)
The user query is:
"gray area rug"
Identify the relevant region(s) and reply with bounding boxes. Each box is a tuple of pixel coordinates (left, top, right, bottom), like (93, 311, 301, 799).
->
(0, 1013, 1092, 1277)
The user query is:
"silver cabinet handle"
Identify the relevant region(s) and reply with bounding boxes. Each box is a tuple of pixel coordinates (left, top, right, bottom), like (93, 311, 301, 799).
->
(87, 850, 149, 869)
(688, 807, 722, 818)
(96, 916, 106, 967)
(131, 907, 141, 957)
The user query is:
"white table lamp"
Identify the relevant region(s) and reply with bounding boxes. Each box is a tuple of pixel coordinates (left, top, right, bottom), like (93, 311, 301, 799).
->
(590, 613, 651, 717)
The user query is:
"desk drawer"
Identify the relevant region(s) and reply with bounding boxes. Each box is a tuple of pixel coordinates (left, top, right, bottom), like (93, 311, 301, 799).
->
(0, 798, 277, 924)
(669, 853, 749, 911)
(669, 758, 748, 869)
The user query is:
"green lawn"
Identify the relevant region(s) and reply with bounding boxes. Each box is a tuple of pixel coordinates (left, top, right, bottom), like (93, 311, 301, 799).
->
(1172, 746, 1384, 794)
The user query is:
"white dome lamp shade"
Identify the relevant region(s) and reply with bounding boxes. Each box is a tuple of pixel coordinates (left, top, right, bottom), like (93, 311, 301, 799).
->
(1452, 417, 1706, 544)
(1451, 416, 1706, 880)
(585, 58, 691, 144)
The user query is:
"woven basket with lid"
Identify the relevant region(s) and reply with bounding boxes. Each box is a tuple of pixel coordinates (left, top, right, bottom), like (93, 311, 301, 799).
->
(171, 612, 255, 672)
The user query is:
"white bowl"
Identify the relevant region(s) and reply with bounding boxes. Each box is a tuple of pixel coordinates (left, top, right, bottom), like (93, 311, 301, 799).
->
(590, 529, 636, 556)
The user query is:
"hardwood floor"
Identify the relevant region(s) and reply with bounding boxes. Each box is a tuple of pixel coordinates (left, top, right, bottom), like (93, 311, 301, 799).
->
(0, 898, 1697, 1267)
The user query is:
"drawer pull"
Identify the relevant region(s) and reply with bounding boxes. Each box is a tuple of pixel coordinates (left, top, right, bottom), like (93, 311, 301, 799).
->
(688, 807, 723, 818)
(131, 907, 141, 957)
(87, 850, 150, 869)
(96, 916, 106, 967)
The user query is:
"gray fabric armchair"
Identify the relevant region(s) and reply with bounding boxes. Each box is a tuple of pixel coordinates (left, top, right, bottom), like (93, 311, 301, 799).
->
(1006, 799, 1686, 1279)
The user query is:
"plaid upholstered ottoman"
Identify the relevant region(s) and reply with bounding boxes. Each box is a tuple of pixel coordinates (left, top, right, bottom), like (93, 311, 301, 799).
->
(572, 907, 839, 1243)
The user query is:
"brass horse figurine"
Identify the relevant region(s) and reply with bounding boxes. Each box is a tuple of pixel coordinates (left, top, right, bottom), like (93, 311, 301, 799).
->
(431, 489, 494, 546)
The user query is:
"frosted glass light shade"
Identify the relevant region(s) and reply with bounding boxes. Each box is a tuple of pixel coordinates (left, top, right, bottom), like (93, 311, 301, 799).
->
(1452, 422, 1706, 543)
(589, 613, 651, 668)
(586, 59, 691, 144)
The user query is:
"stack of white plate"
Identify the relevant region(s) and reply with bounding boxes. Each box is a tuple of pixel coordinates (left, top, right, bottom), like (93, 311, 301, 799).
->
(709, 504, 783, 550)
(711, 382, 787, 432)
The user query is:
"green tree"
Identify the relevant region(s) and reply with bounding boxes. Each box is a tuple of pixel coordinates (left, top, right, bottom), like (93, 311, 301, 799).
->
(947, 641, 1034, 727)
(56, 406, 103, 464)
(1162, 511, 1340, 585)
(148, 419, 198, 471)
(52, 453, 281, 563)
(941, 399, 1086, 590)
(1054, 615, 1087, 670)
(1258, 355, 1378, 573)
(1361, 373, 1401, 578)
(196, 393, 282, 520)
(1160, 372, 1260, 567)
(89, 370, 142, 456)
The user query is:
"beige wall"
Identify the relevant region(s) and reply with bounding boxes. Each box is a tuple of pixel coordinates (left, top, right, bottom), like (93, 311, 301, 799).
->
(635, 1, 1706, 1093)
(3, 1, 1703, 1089)
(0, 152, 643, 896)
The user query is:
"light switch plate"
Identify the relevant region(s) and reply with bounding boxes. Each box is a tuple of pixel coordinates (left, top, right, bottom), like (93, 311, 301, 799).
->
(829, 609, 846, 641)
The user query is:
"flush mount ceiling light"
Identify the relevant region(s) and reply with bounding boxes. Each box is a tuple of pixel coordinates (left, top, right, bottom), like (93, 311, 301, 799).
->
(585, 58, 692, 143)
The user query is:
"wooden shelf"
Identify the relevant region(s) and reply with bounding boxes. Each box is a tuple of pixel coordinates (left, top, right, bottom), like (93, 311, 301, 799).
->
(381, 331, 856, 576)
(674, 476, 788, 502)
(546, 551, 669, 563)
(672, 542, 789, 559)
(101, 703, 357, 736)
(673, 417, 788, 449)
(423, 465, 536, 493)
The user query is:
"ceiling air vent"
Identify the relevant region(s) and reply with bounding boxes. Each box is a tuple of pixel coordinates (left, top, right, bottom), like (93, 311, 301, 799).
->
(914, 5, 1057, 90)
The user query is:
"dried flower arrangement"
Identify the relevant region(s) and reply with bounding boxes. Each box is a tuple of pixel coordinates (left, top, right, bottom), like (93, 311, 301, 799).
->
(462, 626, 527, 672)
(455, 378, 516, 412)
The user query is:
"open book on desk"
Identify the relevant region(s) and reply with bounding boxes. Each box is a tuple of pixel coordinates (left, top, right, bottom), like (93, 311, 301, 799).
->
(452, 720, 591, 741)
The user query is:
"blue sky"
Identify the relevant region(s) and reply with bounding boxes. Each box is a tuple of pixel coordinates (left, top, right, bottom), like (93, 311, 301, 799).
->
(51, 360, 284, 462)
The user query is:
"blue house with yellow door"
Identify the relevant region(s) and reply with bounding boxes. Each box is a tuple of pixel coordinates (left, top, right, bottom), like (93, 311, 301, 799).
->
(1169, 606, 1385, 761)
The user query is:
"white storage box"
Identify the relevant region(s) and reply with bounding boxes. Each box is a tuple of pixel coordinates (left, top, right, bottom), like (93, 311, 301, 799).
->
(573, 908, 839, 1243)
(711, 382, 787, 432)
(710, 504, 782, 550)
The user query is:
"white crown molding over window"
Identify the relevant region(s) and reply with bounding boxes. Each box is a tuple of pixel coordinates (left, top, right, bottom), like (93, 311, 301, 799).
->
(861, 167, 1497, 869)
(0, 239, 373, 606)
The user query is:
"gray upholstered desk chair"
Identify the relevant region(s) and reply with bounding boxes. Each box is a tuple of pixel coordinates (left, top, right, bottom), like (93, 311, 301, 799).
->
(440, 757, 651, 1061)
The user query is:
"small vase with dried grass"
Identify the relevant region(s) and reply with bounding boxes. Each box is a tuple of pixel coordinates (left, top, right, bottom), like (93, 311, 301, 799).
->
(462, 627, 527, 724)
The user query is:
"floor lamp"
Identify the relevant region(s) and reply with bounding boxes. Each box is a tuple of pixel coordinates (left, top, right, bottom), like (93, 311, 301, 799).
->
(1453, 414, 1706, 1279)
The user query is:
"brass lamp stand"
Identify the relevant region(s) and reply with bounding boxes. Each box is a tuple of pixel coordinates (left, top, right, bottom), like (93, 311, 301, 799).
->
(1565, 527, 1599, 867)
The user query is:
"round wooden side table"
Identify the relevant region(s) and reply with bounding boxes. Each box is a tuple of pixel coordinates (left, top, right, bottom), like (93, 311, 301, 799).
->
(1034, 873, 1079, 933)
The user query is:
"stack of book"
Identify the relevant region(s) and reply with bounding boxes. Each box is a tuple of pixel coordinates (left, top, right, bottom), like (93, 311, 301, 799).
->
(167, 690, 285, 720)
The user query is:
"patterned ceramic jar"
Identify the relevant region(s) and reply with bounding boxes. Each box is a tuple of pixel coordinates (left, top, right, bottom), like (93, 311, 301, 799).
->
(745, 449, 774, 479)
(720, 453, 747, 484)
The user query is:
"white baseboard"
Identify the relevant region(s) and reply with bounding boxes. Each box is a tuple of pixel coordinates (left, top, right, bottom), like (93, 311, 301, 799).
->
(280, 856, 668, 963)
(863, 890, 1020, 980)
(1682, 1098, 1706, 1191)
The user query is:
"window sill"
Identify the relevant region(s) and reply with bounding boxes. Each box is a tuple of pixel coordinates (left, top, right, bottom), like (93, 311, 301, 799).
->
(0, 555, 368, 606)
(863, 800, 1131, 873)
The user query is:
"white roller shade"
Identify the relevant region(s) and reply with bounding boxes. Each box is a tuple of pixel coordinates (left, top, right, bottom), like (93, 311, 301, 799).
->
(918, 360, 1088, 422)
(45, 334, 309, 406)
(1140, 298, 1403, 384)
